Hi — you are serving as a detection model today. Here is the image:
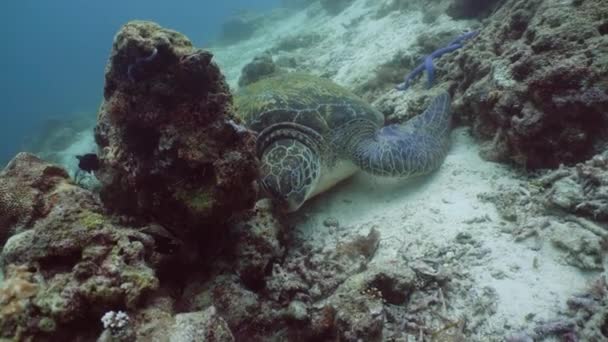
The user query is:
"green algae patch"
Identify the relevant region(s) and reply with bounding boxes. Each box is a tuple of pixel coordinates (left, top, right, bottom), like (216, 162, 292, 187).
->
(78, 210, 106, 230)
(37, 317, 56, 333)
(233, 72, 382, 137)
(174, 187, 216, 216)
(120, 268, 159, 308)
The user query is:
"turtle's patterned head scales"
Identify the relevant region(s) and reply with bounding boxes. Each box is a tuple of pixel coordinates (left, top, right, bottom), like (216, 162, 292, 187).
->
(260, 138, 320, 211)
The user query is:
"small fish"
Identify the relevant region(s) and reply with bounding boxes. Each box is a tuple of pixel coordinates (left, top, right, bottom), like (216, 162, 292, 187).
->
(76, 153, 100, 173)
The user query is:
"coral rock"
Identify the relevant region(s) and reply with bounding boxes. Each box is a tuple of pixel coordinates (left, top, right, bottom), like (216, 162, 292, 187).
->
(94, 21, 258, 236)
(443, 0, 608, 168)
(232, 199, 285, 290)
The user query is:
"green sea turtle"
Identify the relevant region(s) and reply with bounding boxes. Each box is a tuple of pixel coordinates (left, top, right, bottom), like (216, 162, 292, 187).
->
(235, 73, 451, 212)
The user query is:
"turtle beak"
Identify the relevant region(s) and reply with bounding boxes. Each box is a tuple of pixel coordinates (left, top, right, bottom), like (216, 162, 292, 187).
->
(284, 194, 306, 212)
(259, 177, 306, 213)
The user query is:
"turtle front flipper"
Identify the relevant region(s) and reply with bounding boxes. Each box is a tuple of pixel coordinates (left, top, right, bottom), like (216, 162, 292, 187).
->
(344, 92, 452, 177)
(256, 123, 323, 212)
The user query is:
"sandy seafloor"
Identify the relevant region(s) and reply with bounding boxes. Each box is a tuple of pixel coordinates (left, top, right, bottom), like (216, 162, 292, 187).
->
(34, 0, 603, 338)
(294, 128, 592, 334)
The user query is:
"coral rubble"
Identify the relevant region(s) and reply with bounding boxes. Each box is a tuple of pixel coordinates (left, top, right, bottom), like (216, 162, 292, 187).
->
(479, 149, 608, 335)
(546, 152, 608, 221)
(507, 277, 608, 341)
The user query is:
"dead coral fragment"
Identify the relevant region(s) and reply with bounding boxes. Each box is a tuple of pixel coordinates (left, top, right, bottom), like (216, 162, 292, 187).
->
(545, 151, 608, 221)
(336, 226, 380, 259)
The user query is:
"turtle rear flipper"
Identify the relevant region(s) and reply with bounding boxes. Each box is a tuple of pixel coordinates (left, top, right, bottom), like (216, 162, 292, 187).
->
(349, 92, 452, 177)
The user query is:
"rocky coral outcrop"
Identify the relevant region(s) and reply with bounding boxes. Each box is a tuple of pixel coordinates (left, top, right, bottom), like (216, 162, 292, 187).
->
(94, 21, 258, 237)
(441, 0, 608, 168)
(0, 153, 160, 340)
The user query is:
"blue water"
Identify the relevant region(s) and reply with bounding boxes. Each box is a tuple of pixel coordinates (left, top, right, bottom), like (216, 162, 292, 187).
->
(0, 0, 280, 165)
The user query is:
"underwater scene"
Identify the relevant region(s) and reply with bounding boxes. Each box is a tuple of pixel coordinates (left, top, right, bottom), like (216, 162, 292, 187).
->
(1, 0, 608, 341)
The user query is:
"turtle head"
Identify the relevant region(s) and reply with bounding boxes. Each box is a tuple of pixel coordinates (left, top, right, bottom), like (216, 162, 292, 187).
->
(256, 123, 323, 212)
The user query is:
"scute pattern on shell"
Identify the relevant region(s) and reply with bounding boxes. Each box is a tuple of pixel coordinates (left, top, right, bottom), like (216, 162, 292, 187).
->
(235, 73, 385, 139)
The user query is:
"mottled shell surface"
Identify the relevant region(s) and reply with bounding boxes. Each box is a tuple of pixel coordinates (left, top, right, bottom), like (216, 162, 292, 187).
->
(235, 73, 384, 135)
